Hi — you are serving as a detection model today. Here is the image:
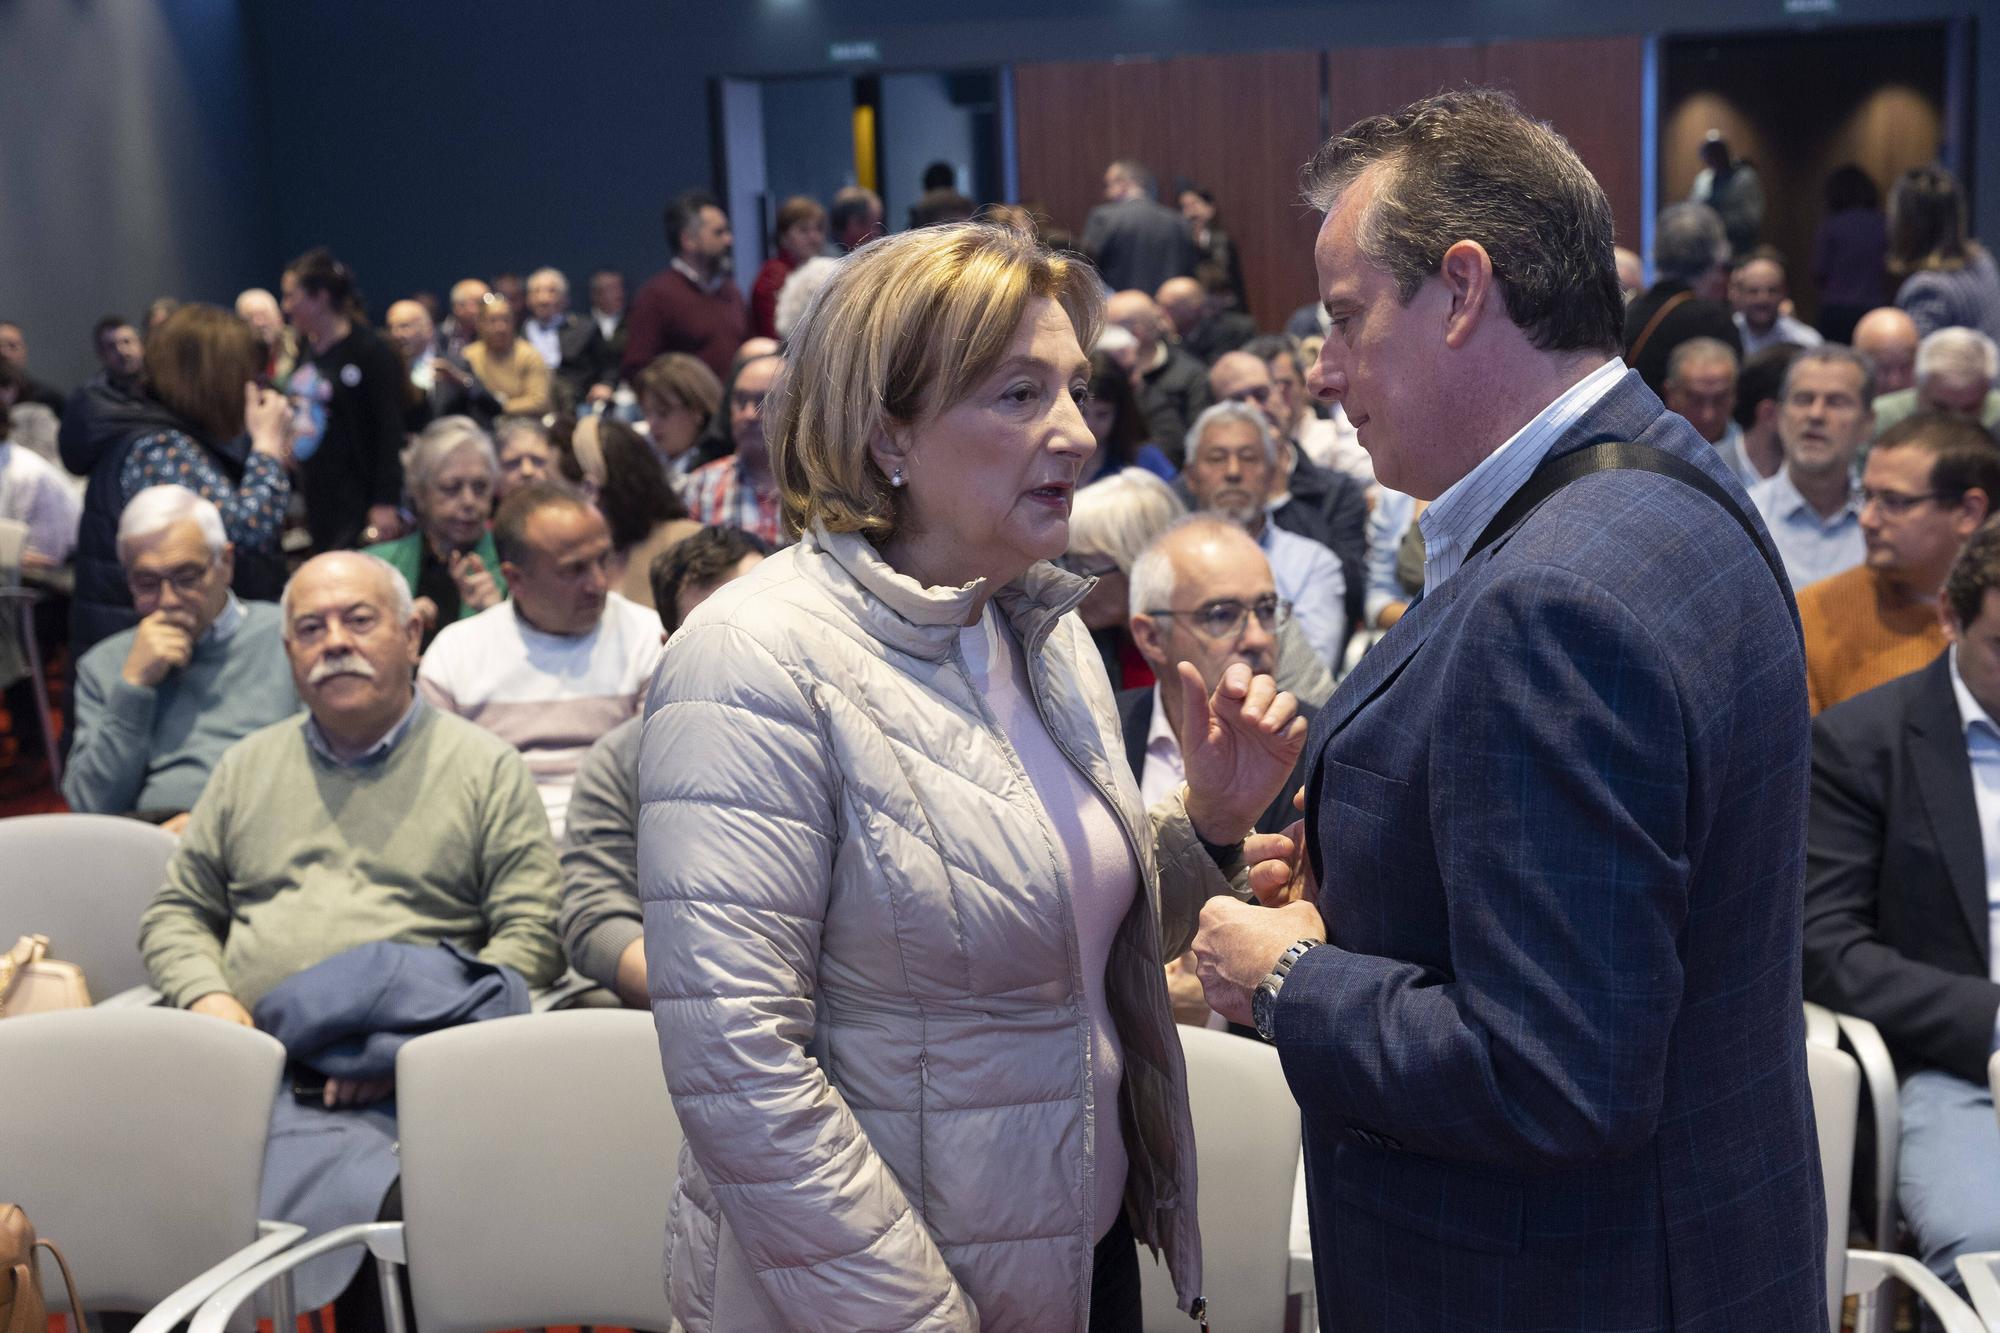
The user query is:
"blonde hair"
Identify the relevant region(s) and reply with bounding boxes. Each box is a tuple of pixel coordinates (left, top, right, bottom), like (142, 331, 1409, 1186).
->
(768, 221, 1104, 541)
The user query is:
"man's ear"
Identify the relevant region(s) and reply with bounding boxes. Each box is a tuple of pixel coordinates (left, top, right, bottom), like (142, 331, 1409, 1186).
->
(216, 542, 236, 584)
(1129, 612, 1166, 667)
(499, 560, 521, 587)
(1438, 240, 1497, 350)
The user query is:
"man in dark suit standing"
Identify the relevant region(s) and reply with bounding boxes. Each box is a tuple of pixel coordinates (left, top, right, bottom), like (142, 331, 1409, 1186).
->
(1805, 523, 2000, 1288)
(1082, 160, 1200, 297)
(1193, 90, 1825, 1328)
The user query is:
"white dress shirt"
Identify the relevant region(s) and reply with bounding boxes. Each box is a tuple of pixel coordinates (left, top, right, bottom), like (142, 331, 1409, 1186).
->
(525, 318, 563, 369)
(1138, 687, 1185, 814)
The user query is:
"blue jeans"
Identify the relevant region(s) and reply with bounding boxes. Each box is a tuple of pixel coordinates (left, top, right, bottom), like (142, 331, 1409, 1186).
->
(1898, 1068, 2000, 1286)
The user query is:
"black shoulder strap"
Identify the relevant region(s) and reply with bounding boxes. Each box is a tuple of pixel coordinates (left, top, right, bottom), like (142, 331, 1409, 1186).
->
(1468, 440, 1791, 613)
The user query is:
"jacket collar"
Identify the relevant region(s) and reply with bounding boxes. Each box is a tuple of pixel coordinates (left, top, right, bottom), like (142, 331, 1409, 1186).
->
(1907, 651, 1991, 961)
(806, 523, 1091, 662)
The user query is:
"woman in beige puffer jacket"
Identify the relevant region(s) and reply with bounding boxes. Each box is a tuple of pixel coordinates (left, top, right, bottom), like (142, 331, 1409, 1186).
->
(639, 222, 1304, 1333)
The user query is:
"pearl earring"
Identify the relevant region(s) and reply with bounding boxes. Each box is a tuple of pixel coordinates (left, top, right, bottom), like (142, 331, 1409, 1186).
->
(890, 466, 906, 488)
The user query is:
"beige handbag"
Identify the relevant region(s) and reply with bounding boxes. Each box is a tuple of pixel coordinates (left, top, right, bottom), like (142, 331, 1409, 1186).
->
(0, 935, 91, 1017)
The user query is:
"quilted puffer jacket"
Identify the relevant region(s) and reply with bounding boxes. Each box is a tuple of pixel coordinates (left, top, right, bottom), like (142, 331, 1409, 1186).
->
(639, 523, 1242, 1332)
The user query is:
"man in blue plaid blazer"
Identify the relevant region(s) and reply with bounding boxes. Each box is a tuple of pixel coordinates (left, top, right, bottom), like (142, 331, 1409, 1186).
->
(1195, 91, 1826, 1329)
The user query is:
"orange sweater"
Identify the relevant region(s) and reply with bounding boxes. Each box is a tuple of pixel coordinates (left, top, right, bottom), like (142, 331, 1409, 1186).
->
(1798, 564, 1947, 714)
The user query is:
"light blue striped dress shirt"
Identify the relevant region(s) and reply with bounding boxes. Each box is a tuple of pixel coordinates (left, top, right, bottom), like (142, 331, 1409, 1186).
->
(1417, 357, 1627, 596)
(1746, 468, 1864, 592)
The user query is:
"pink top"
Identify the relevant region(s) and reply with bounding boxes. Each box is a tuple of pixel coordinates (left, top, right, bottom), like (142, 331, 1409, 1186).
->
(959, 605, 1139, 1239)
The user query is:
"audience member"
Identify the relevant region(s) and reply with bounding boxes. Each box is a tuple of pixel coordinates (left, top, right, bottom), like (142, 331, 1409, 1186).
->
(1122, 513, 1313, 830)
(491, 273, 528, 324)
(0, 322, 67, 416)
(65, 486, 296, 818)
(1079, 351, 1177, 484)
(1207, 350, 1368, 637)
(1804, 520, 2000, 1290)
(1065, 468, 1187, 690)
(1730, 250, 1822, 355)
(1177, 184, 1247, 309)
(1813, 165, 1889, 344)
(1614, 245, 1645, 302)
(1626, 201, 1742, 395)
(772, 256, 840, 343)
(586, 268, 627, 371)
(1362, 489, 1422, 631)
(1181, 401, 1345, 666)
(281, 248, 408, 551)
(522, 268, 614, 413)
(556, 525, 768, 1008)
(1731, 342, 1806, 484)
(145, 297, 182, 336)
(234, 288, 299, 385)
(1689, 130, 1764, 258)
(364, 416, 506, 649)
(593, 417, 698, 607)
(1888, 165, 2000, 342)
(1105, 289, 1208, 463)
(634, 352, 724, 487)
(1083, 159, 1198, 296)
(1872, 326, 2000, 436)
(65, 304, 292, 655)
(623, 189, 748, 383)
(0, 364, 78, 566)
(682, 351, 785, 546)
(1854, 305, 1921, 396)
(84, 316, 147, 399)
(462, 293, 553, 419)
(439, 278, 490, 358)
(1244, 334, 1371, 485)
(1799, 412, 1997, 713)
(1661, 337, 1749, 481)
(909, 187, 976, 230)
(494, 416, 557, 500)
(1747, 344, 1874, 588)
(749, 196, 827, 340)
(1165, 265, 1257, 365)
(418, 482, 662, 837)
(829, 186, 884, 255)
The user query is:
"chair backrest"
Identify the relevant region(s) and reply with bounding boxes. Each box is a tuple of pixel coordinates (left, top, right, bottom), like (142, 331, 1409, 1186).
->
(1803, 1001, 1839, 1048)
(0, 1008, 284, 1323)
(395, 1009, 681, 1332)
(1139, 1026, 1301, 1333)
(1807, 1040, 1860, 1333)
(0, 814, 180, 999)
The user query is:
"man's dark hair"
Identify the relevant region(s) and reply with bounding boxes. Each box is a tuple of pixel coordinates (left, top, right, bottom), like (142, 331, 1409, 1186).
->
(284, 247, 365, 321)
(92, 315, 131, 347)
(920, 161, 956, 192)
(1302, 88, 1623, 355)
(663, 190, 721, 255)
(910, 189, 976, 229)
(1653, 202, 1729, 287)
(1732, 343, 1805, 430)
(829, 187, 880, 240)
(1824, 165, 1880, 214)
(1877, 411, 2000, 509)
(1243, 334, 1303, 377)
(597, 419, 689, 551)
(650, 525, 772, 632)
(1945, 520, 2000, 628)
(493, 479, 594, 569)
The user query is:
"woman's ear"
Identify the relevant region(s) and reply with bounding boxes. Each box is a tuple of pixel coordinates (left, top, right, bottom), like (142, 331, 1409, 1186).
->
(869, 423, 912, 482)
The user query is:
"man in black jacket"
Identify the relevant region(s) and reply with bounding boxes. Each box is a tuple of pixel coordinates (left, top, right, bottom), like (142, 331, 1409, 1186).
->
(1624, 202, 1742, 396)
(1082, 160, 1199, 297)
(1106, 289, 1209, 466)
(1805, 522, 2000, 1288)
(524, 268, 615, 413)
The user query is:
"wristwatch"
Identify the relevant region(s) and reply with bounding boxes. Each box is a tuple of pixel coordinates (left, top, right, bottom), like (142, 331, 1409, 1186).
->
(1252, 940, 1321, 1043)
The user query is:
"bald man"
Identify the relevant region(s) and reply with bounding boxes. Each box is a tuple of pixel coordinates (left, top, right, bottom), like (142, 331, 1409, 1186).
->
(1854, 306, 1920, 396)
(236, 288, 299, 384)
(1107, 289, 1209, 464)
(441, 278, 491, 357)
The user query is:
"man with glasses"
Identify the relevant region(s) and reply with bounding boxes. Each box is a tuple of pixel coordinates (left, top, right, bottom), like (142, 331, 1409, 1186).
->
(684, 351, 785, 547)
(1747, 344, 1876, 589)
(1181, 401, 1345, 665)
(1798, 412, 2000, 713)
(65, 485, 298, 821)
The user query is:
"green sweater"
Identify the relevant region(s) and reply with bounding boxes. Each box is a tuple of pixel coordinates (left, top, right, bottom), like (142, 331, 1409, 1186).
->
(139, 704, 564, 1008)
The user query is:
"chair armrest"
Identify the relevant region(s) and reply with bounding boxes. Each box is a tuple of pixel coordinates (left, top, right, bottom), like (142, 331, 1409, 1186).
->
(1955, 1252, 2000, 1332)
(532, 968, 610, 1012)
(129, 1223, 305, 1333)
(1847, 1250, 1986, 1333)
(189, 1223, 405, 1333)
(1803, 1001, 1839, 1048)
(98, 985, 164, 1008)
(1833, 1010, 1901, 1246)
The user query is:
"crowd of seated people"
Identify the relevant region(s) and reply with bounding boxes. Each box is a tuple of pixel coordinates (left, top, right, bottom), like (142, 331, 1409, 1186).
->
(8, 144, 2000, 1321)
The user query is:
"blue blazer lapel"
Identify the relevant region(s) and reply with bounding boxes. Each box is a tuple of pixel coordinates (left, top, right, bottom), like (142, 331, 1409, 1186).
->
(1906, 657, 1992, 966)
(1310, 556, 1481, 749)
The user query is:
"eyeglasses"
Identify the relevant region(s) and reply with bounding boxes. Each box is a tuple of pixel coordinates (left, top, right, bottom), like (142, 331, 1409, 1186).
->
(1859, 488, 1943, 517)
(1144, 595, 1291, 640)
(128, 561, 213, 600)
(1057, 553, 1122, 580)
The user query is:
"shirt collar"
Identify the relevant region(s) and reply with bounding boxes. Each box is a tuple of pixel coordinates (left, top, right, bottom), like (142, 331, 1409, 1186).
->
(303, 692, 425, 768)
(1765, 466, 1860, 526)
(1949, 645, 2000, 740)
(671, 258, 724, 295)
(1418, 356, 1626, 593)
(201, 594, 245, 646)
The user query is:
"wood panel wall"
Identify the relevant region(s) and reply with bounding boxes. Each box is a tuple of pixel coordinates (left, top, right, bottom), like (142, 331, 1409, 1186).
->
(1014, 51, 1324, 328)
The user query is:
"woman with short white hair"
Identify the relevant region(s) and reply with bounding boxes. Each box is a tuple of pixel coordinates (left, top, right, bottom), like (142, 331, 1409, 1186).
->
(364, 415, 504, 647)
(641, 222, 1304, 1331)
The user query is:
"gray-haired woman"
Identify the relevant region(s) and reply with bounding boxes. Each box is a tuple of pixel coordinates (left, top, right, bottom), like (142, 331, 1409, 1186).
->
(364, 415, 505, 648)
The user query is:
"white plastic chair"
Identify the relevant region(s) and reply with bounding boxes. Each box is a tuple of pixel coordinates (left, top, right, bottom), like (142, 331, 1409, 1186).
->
(1804, 1001, 1902, 1254)
(1806, 1041, 1984, 1332)
(0, 812, 180, 1001)
(189, 1008, 682, 1333)
(0, 1008, 302, 1332)
(1139, 1026, 1301, 1332)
